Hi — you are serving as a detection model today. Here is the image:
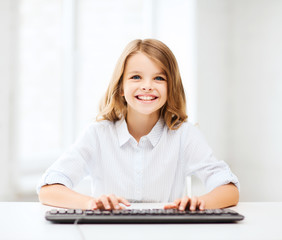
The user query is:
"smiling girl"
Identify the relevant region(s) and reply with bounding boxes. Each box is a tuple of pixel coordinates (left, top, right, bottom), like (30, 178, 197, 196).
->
(38, 39, 239, 211)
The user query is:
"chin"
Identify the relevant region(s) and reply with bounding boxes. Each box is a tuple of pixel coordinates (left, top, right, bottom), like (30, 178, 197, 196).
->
(136, 108, 161, 117)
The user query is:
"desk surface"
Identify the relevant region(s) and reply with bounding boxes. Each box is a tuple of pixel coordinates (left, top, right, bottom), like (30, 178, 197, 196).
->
(1, 202, 282, 240)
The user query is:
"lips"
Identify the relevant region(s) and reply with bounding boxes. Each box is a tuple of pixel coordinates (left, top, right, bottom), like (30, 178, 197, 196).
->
(135, 95, 158, 101)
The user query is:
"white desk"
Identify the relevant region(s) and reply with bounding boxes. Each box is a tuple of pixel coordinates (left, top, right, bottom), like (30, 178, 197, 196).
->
(0, 202, 281, 240)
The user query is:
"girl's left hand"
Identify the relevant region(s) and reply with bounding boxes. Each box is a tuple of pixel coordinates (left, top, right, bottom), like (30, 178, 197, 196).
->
(164, 196, 205, 211)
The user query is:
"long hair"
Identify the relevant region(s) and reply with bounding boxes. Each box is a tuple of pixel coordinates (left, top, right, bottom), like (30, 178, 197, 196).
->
(96, 39, 187, 130)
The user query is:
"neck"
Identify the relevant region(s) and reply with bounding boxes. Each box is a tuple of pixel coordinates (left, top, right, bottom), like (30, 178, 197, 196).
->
(126, 110, 159, 143)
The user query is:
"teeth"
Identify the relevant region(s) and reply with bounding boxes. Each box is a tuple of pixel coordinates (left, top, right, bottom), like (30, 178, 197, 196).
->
(137, 96, 156, 101)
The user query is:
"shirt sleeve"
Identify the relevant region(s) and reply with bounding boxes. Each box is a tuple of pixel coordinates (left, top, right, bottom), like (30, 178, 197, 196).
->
(182, 124, 240, 192)
(36, 124, 97, 194)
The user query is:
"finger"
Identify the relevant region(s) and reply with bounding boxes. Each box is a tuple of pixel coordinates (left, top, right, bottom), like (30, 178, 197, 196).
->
(91, 199, 98, 210)
(99, 195, 111, 210)
(107, 194, 121, 210)
(174, 198, 181, 205)
(87, 198, 98, 210)
(179, 196, 189, 211)
(118, 197, 131, 207)
(198, 199, 205, 210)
(189, 196, 198, 211)
(170, 198, 181, 208)
(164, 198, 181, 209)
(95, 199, 103, 209)
(163, 203, 178, 209)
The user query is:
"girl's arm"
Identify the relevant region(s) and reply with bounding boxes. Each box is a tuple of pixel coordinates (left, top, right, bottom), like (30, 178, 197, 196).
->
(39, 184, 95, 209)
(39, 184, 130, 210)
(164, 183, 239, 210)
(198, 183, 239, 209)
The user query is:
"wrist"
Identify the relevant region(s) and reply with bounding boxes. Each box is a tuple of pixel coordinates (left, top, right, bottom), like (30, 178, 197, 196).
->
(85, 197, 96, 210)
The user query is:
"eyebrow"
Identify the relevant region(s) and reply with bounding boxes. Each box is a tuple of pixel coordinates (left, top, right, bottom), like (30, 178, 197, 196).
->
(127, 71, 166, 75)
(127, 71, 142, 75)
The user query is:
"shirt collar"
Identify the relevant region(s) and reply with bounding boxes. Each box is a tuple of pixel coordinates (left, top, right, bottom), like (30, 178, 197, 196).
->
(115, 117, 165, 148)
(115, 118, 132, 147)
(145, 117, 165, 147)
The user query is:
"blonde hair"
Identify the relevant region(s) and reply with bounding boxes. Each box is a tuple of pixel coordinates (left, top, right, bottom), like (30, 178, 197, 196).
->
(96, 39, 187, 130)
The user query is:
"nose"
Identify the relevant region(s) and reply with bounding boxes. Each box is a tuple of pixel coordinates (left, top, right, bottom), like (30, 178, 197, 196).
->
(141, 79, 153, 91)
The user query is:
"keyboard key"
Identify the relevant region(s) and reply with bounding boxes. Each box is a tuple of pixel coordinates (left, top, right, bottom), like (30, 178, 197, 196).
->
(224, 209, 239, 215)
(204, 210, 214, 215)
(93, 210, 102, 215)
(112, 210, 121, 215)
(58, 210, 66, 214)
(74, 209, 83, 215)
(213, 209, 223, 215)
(102, 211, 111, 215)
(50, 209, 58, 214)
(85, 210, 94, 215)
(67, 209, 75, 214)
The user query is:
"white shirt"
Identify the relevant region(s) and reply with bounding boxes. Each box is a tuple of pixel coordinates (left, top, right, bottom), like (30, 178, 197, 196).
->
(37, 118, 239, 203)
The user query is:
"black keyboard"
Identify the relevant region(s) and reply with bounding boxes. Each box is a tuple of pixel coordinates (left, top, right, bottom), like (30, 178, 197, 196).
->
(45, 208, 244, 223)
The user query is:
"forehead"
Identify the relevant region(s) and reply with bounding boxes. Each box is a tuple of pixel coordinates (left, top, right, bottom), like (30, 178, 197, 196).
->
(124, 52, 165, 75)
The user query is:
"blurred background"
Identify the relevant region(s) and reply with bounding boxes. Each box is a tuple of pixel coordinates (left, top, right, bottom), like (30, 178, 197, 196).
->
(0, 0, 281, 202)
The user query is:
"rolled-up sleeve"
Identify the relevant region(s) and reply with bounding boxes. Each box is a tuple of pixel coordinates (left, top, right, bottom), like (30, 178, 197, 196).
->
(191, 156, 240, 192)
(36, 124, 96, 194)
(183, 126, 240, 192)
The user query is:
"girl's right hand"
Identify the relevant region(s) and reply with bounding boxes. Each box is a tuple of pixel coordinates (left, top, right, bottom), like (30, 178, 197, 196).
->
(87, 194, 131, 210)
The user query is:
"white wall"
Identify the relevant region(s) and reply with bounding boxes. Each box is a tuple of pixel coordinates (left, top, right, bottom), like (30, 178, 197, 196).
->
(197, 0, 282, 201)
(0, 0, 17, 200)
(229, 0, 282, 201)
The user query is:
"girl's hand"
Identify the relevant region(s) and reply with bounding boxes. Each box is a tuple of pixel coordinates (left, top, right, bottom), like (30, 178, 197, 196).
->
(87, 194, 131, 210)
(164, 196, 205, 211)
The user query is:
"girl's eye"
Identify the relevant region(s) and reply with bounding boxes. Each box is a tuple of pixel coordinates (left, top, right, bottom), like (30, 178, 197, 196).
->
(131, 75, 141, 80)
(155, 76, 165, 81)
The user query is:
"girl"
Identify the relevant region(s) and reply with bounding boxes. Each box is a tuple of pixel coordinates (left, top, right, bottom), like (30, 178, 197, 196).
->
(38, 39, 239, 211)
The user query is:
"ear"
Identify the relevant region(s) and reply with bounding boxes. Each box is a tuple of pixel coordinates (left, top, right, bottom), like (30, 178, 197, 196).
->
(119, 76, 124, 96)
(120, 88, 124, 96)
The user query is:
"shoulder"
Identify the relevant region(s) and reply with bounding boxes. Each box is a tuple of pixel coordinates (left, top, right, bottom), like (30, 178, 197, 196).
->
(77, 120, 115, 141)
(86, 120, 114, 130)
(175, 121, 203, 138)
(171, 121, 208, 148)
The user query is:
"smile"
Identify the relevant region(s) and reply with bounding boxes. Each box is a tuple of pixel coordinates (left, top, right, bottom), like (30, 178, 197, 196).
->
(135, 95, 158, 101)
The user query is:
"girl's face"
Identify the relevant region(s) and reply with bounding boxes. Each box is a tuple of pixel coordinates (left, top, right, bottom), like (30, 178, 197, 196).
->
(122, 52, 167, 119)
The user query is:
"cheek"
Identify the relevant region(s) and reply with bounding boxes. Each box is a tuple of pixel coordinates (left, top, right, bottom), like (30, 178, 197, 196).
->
(122, 86, 132, 102)
(123, 82, 135, 96)
(122, 86, 128, 98)
(162, 84, 168, 99)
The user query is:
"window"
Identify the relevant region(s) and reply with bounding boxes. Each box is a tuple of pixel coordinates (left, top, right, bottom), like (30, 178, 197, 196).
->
(15, 0, 196, 199)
